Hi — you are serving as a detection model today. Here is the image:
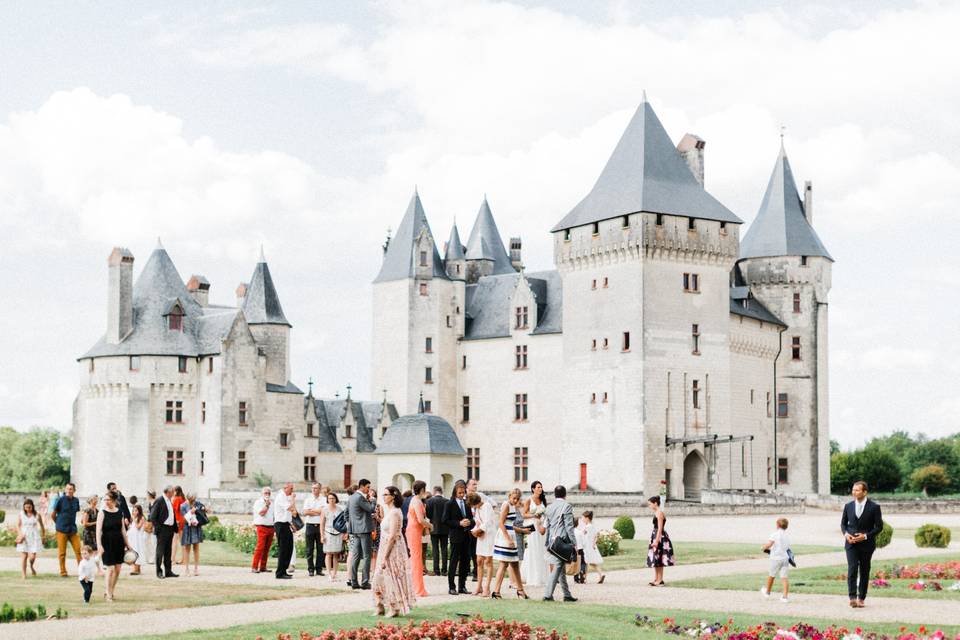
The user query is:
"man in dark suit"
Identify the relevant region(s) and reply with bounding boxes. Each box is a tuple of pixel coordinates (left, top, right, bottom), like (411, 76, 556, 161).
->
(840, 480, 883, 608)
(442, 480, 474, 595)
(107, 482, 132, 526)
(426, 486, 449, 576)
(149, 485, 179, 579)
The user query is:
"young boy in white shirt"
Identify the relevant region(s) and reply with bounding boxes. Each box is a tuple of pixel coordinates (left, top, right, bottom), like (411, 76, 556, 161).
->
(78, 546, 97, 603)
(761, 517, 791, 602)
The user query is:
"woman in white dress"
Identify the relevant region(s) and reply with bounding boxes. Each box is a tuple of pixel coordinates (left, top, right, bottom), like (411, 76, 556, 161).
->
(127, 504, 149, 575)
(468, 493, 495, 596)
(16, 499, 45, 579)
(319, 492, 346, 581)
(520, 480, 548, 587)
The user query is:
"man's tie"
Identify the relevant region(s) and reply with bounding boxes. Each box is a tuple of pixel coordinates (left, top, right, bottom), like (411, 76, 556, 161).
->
(458, 499, 465, 517)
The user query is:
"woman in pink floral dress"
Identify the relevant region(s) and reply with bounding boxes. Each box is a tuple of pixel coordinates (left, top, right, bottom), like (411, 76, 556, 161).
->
(372, 485, 415, 617)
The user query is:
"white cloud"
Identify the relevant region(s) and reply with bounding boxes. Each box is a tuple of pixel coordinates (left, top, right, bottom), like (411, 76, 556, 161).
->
(861, 346, 935, 370)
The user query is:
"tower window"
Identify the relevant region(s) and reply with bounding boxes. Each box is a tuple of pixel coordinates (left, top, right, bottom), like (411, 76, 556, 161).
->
(89, 359, 95, 373)
(201, 401, 206, 424)
(750, 389, 754, 405)
(467, 448, 480, 481)
(513, 447, 529, 482)
(563, 229, 571, 242)
(200, 450, 205, 475)
(602, 392, 608, 403)
(165, 400, 183, 424)
(591, 279, 597, 290)
(621, 215, 629, 228)
(778, 457, 789, 484)
(178, 356, 188, 373)
(602, 337, 609, 349)
(656, 213, 663, 226)
(423, 401, 432, 413)
(800, 256, 808, 266)
(419, 250, 427, 266)
(683, 273, 700, 293)
(238, 401, 248, 426)
(591, 338, 597, 351)
(792, 336, 802, 360)
(237, 450, 247, 477)
(514, 306, 528, 329)
(303, 456, 316, 482)
(590, 392, 596, 404)
(345, 423, 352, 438)
(602, 277, 608, 288)
(692, 324, 701, 355)
(692, 380, 701, 409)
(515, 345, 528, 369)
(720, 221, 727, 235)
(419, 283, 428, 296)
(766, 392, 772, 417)
(777, 393, 789, 418)
(165, 450, 184, 476)
(307, 422, 314, 437)
(168, 309, 183, 331)
(688, 217, 696, 231)
(279, 432, 289, 448)
(514, 393, 528, 421)
(129, 356, 140, 372)
(425, 337, 432, 353)
(446, 315, 452, 327)
(622, 332, 631, 351)
(462, 396, 470, 423)
(462, 355, 467, 369)
(592, 222, 599, 235)
(425, 367, 432, 383)
(793, 293, 801, 313)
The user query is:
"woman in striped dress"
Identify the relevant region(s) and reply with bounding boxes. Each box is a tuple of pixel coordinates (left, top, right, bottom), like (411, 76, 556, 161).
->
(490, 488, 528, 599)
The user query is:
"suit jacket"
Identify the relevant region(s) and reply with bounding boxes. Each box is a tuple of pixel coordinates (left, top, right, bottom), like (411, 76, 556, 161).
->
(442, 497, 474, 543)
(544, 499, 575, 547)
(347, 491, 375, 534)
(149, 497, 179, 532)
(426, 494, 449, 536)
(117, 493, 132, 522)
(840, 498, 883, 550)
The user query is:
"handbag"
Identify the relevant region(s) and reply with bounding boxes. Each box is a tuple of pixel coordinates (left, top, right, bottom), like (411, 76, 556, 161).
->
(195, 503, 209, 527)
(545, 506, 576, 564)
(290, 514, 304, 532)
(332, 510, 348, 534)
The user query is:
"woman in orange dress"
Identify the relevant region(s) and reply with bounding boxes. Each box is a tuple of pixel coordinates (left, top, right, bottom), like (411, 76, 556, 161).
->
(405, 480, 432, 597)
(171, 486, 185, 566)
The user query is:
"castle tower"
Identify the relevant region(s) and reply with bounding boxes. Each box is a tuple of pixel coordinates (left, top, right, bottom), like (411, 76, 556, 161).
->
(551, 96, 742, 495)
(444, 222, 466, 281)
(242, 249, 292, 387)
(372, 191, 463, 418)
(737, 143, 832, 495)
(464, 197, 517, 284)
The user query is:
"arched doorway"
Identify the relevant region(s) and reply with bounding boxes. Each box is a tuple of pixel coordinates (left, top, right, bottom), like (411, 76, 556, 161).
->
(683, 451, 706, 501)
(392, 473, 415, 492)
(441, 474, 454, 496)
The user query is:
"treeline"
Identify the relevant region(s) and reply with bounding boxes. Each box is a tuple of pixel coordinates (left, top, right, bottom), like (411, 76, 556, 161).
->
(831, 430, 960, 496)
(0, 427, 71, 492)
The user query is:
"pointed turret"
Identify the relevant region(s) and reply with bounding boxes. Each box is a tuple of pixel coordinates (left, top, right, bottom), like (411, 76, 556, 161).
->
(465, 197, 516, 282)
(444, 222, 466, 280)
(374, 190, 447, 283)
(739, 145, 832, 261)
(242, 251, 291, 326)
(552, 96, 741, 232)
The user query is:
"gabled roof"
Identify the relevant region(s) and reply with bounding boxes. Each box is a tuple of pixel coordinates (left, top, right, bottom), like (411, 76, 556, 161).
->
(374, 190, 448, 283)
(729, 286, 786, 327)
(463, 270, 562, 340)
(551, 98, 742, 232)
(376, 413, 465, 455)
(242, 257, 291, 326)
(311, 398, 391, 454)
(739, 145, 833, 262)
(465, 198, 516, 275)
(445, 223, 465, 261)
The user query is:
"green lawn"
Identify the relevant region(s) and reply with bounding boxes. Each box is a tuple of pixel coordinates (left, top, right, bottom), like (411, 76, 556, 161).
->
(602, 540, 835, 571)
(118, 601, 960, 640)
(672, 553, 960, 600)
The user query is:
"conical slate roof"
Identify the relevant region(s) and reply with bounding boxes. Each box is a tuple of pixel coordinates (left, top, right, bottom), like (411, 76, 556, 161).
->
(739, 146, 832, 261)
(552, 98, 742, 232)
(374, 191, 448, 283)
(376, 413, 466, 455)
(465, 198, 515, 275)
(242, 254, 291, 326)
(445, 223, 465, 260)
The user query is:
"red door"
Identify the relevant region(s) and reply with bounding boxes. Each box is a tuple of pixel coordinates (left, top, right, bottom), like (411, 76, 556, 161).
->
(579, 463, 587, 491)
(343, 464, 352, 488)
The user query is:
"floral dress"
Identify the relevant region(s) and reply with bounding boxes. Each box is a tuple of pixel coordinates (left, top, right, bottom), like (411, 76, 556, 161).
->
(372, 508, 415, 614)
(646, 514, 675, 567)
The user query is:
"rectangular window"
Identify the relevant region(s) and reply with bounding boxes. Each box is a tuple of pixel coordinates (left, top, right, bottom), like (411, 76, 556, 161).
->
(602, 337, 609, 349)
(590, 392, 596, 404)
(419, 250, 427, 266)
(423, 400, 432, 413)
(237, 451, 247, 477)
(692, 324, 701, 355)
(425, 337, 432, 353)
(592, 221, 599, 235)
(279, 432, 289, 448)
(466, 448, 480, 481)
(307, 422, 315, 437)
(591, 278, 597, 290)
(720, 221, 727, 235)
(692, 380, 701, 409)
(750, 389, 754, 405)
(656, 213, 663, 226)
(462, 396, 470, 423)
(168, 313, 182, 331)
(446, 315, 452, 328)
(564, 229, 571, 241)
(515, 345, 528, 369)
(462, 355, 467, 369)
(165, 450, 184, 475)
(777, 393, 789, 418)
(425, 367, 432, 383)
(304, 456, 317, 482)
(793, 293, 801, 314)
(208, 357, 214, 374)
(778, 457, 789, 484)
(800, 256, 808, 266)
(792, 336, 801, 360)
(767, 457, 772, 484)
(602, 391, 608, 403)
(201, 401, 206, 424)
(513, 447, 529, 482)
(343, 464, 352, 488)
(419, 283, 428, 296)
(165, 400, 183, 424)
(622, 331, 631, 351)
(129, 355, 140, 371)
(591, 338, 597, 351)
(622, 215, 629, 228)
(741, 443, 747, 477)
(514, 393, 528, 421)
(683, 273, 700, 292)
(345, 423, 352, 438)
(766, 392, 772, 418)
(238, 401, 248, 426)
(688, 217, 696, 231)
(89, 359, 95, 373)
(178, 356, 187, 373)
(603, 277, 609, 288)
(514, 306, 529, 329)
(200, 450, 205, 475)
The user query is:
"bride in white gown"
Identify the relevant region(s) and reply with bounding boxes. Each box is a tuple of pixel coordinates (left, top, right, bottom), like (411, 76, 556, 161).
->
(520, 481, 549, 586)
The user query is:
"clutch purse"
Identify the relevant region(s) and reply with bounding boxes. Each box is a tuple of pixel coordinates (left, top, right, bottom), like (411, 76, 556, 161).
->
(123, 549, 139, 565)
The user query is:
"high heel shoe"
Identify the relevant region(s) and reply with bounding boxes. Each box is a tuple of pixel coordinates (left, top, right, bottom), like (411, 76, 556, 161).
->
(490, 592, 501, 599)
(517, 590, 529, 599)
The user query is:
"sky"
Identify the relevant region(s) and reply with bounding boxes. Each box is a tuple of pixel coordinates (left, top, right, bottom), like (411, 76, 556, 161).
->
(0, 1, 957, 449)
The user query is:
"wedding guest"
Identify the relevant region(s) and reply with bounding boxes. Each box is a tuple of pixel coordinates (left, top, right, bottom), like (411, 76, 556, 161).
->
(303, 483, 325, 577)
(405, 480, 432, 597)
(16, 498, 45, 579)
(443, 481, 474, 595)
(841, 480, 883, 608)
(761, 517, 790, 602)
(468, 492, 495, 596)
(172, 486, 186, 566)
(520, 480, 548, 587)
(148, 485, 179, 579)
(347, 479, 376, 590)
(52, 482, 82, 577)
(106, 482, 132, 526)
(251, 487, 274, 573)
(576, 511, 605, 584)
(646, 496, 674, 586)
(491, 488, 527, 599)
(273, 483, 297, 580)
(128, 504, 149, 576)
(96, 490, 131, 601)
(426, 486, 449, 577)
(179, 493, 205, 576)
(543, 485, 576, 602)
(80, 495, 99, 558)
(144, 491, 157, 564)
(371, 486, 415, 618)
(320, 492, 345, 581)
(78, 545, 97, 603)
(465, 478, 487, 581)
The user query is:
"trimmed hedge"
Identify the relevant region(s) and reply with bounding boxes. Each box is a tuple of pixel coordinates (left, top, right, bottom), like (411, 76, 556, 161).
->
(613, 516, 635, 540)
(875, 521, 893, 549)
(915, 524, 951, 548)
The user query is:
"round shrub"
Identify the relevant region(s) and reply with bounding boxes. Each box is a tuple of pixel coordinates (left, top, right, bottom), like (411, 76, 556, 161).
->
(915, 524, 952, 548)
(910, 464, 951, 496)
(595, 529, 622, 557)
(613, 516, 635, 540)
(875, 521, 893, 549)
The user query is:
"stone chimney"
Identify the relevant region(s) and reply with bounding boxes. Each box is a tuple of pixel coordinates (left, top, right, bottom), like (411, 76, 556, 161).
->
(509, 237, 523, 272)
(804, 180, 813, 226)
(106, 247, 134, 344)
(677, 133, 705, 186)
(186, 275, 210, 307)
(235, 282, 248, 308)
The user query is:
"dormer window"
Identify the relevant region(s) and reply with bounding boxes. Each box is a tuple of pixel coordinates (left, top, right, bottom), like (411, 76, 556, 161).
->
(621, 215, 629, 229)
(720, 221, 727, 235)
(564, 229, 571, 242)
(419, 250, 428, 267)
(168, 309, 183, 331)
(688, 218, 696, 231)
(800, 256, 808, 266)
(592, 222, 600, 235)
(307, 422, 314, 437)
(656, 213, 663, 226)
(345, 424, 352, 438)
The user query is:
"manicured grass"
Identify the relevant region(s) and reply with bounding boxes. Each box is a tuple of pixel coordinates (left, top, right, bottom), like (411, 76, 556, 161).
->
(602, 540, 835, 571)
(0, 571, 337, 618)
(121, 601, 960, 640)
(672, 553, 960, 600)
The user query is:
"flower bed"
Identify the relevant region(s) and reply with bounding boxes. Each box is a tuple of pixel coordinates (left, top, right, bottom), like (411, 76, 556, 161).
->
(596, 529, 622, 557)
(634, 616, 960, 640)
(263, 618, 568, 640)
(830, 561, 960, 583)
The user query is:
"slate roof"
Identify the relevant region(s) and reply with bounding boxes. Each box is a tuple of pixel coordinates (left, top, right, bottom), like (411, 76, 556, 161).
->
(376, 413, 466, 455)
(80, 246, 238, 359)
(266, 381, 303, 394)
(552, 98, 742, 232)
(729, 287, 786, 327)
(310, 398, 396, 453)
(374, 191, 448, 283)
(739, 145, 833, 261)
(465, 198, 516, 275)
(242, 258, 291, 326)
(444, 223, 465, 261)
(463, 270, 562, 340)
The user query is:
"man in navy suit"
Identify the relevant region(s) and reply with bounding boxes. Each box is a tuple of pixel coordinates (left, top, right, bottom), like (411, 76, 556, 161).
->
(840, 480, 883, 608)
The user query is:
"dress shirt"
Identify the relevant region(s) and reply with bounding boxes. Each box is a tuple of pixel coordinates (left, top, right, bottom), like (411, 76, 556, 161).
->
(456, 498, 466, 518)
(855, 498, 865, 519)
(274, 491, 293, 523)
(253, 497, 275, 526)
(302, 495, 324, 524)
(163, 495, 175, 526)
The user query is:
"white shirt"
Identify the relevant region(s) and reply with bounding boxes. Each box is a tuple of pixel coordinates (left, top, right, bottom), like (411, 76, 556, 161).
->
(253, 497, 275, 526)
(78, 558, 97, 582)
(163, 495, 174, 526)
(855, 498, 866, 519)
(302, 495, 324, 524)
(274, 491, 293, 523)
(768, 529, 790, 560)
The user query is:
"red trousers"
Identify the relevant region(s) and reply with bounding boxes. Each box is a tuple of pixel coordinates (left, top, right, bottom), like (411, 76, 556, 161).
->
(252, 524, 275, 570)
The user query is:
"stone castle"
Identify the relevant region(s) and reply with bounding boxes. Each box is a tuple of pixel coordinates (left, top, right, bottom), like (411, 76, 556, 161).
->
(73, 97, 832, 498)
